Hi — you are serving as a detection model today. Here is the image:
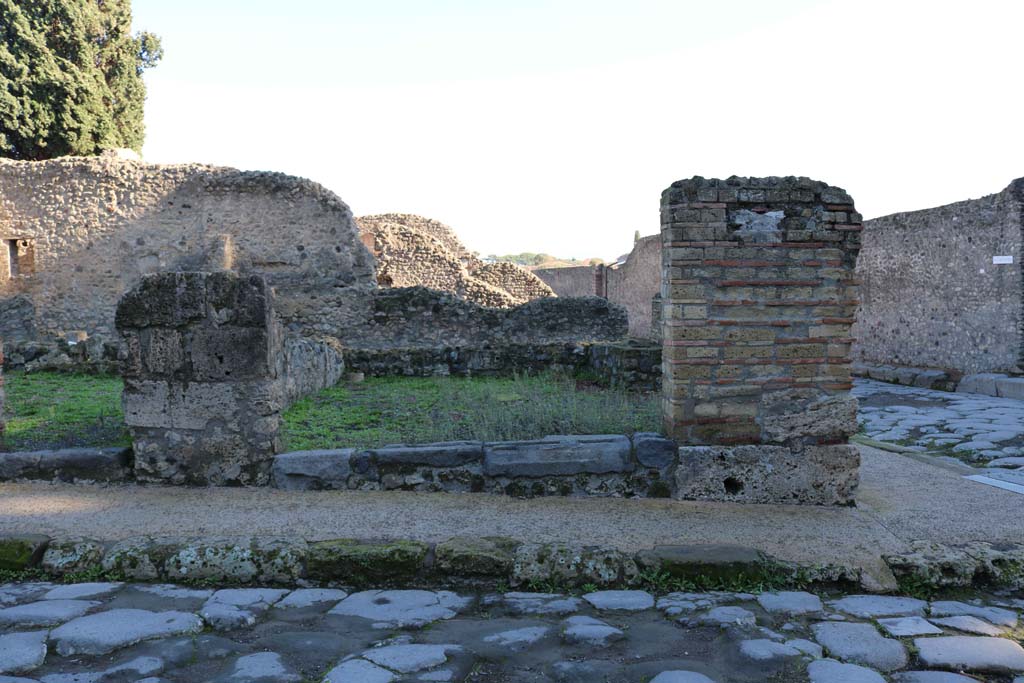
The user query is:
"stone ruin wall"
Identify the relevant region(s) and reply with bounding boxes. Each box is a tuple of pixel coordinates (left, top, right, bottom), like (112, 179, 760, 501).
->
(0, 155, 377, 343)
(660, 176, 862, 505)
(356, 213, 554, 308)
(605, 234, 661, 339)
(854, 178, 1024, 375)
(532, 265, 597, 298)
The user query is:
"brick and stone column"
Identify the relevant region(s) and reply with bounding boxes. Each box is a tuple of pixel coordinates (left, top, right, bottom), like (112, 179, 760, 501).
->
(661, 176, 861, 504)
(116, 272, 287, 486)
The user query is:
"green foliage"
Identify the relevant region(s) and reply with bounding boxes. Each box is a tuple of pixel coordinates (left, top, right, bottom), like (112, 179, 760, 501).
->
(0, 0, 163, 159)
(1, 371, 128, 451)
(281, 373, 660, 451)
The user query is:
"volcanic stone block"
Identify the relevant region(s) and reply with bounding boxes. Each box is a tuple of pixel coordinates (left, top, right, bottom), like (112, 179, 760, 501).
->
(369, 441, 484, 468)
(483, 435, 633, 477)
(271, 449, 354, 491)
(674, 444, 859, 505)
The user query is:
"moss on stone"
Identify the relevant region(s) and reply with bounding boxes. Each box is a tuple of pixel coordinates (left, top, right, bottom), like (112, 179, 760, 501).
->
(0, 535, 49, 571)
(434, 536, 520, 577)
(307, 538, 428, 585)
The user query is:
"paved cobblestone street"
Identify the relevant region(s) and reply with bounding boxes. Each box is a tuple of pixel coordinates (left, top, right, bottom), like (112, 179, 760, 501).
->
(2, 581, 1024, 682)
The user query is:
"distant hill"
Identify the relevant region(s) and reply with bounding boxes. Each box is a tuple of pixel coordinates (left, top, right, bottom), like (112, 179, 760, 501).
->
(488, 253, 605, 268)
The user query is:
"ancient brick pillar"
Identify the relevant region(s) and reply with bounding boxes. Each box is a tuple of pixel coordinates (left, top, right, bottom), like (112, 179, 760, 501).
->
(116, 272, 286, 485)
(660, 177, 861, 504)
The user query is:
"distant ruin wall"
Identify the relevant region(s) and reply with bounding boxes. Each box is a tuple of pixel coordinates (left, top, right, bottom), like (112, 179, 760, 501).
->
(854, 179, 1024, 375)
(533, 266, 598, 298)
(0, 155, 377, 341)
(341, 287, 628, 349)
(605, 235, 661, 339)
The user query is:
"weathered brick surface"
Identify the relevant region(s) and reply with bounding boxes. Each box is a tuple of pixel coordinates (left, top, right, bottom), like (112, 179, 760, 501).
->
(660, 177, 861, 504)
(116, 272, 343, 486)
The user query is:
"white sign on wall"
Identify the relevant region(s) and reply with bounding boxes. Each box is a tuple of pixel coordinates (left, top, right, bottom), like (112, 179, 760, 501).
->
(993, 255, 1014, 265)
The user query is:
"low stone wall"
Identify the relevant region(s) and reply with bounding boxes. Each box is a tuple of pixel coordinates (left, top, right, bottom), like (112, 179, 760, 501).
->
(116, 271, 344, 486)
(852, 363, 959, 392)
(2, 335, 120, 373)
(0, 447, 130, 482)
(272, 433, 677, 498)
(344, 340, 661, 391)
(532, 265, 598, 298)
(343, 287, 628, 349)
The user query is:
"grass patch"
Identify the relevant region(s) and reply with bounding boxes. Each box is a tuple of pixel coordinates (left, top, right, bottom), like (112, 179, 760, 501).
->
(1, 371, 128, 452)
(281, 373, 660, 450)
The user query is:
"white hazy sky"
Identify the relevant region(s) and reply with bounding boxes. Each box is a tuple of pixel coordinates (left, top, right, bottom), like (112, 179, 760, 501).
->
(134, 0, 1024, 260)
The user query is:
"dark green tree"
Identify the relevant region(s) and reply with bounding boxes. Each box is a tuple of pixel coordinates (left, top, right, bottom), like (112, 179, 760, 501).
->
(0, 0, 163, 160)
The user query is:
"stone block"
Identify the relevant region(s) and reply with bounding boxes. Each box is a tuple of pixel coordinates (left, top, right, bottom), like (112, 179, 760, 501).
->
(632, 432, 678, 469)
(434, 536, 520, 577)
(760, 390, 859, 445)
(674, 444, 859, 505)
(483, 435, 633, 477)
(41, 538, 106, 576)
(114, 272, 208, 329)
(189, 327, 272, 381)
(0, 535, 49, 571)
(271, 449, 354, 490)
(995, 377, 1024, 400)
(121, 379, 170, 428)
(40, 447, 131, 482)
(957, 373, 1006, 397)
(635, 544, 771, 582)
(307, 539, 429, 584)
(369, 441, 484, 468)
(204, 272, 273, 327)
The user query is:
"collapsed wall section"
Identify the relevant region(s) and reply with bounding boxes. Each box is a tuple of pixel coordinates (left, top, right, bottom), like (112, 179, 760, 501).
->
(116, 272, 343, 486)
(854, 178, 1024, 375)
(660, 176, 861, 505)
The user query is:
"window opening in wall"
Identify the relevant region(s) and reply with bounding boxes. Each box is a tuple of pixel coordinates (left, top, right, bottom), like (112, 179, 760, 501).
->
(5, 238, 35, 277)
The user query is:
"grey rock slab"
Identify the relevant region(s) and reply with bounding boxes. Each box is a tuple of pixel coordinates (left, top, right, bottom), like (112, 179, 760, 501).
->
(219, 652, 301, 683)
(0, 583, 52, 607)
(757, 591, 823, 615)
(329, 590, 470, 628)
(739, 639, 800, 661)
(692, 606, 756, 627)
(0, 631, 47, 675)
(275, 588, 348, 609)
(632, 433, 678, 469)
(892, 673, 981, 683)
(786, 638, 824, 658)
(807, 659, 886, 683)
(271, 449, 353, 491)
(561, 615, 625, 646)
(49, 608, 204, 655)
(368, 441, 483, 468)
(134, 584, 214, 600)
(482, 626, 549, 650)
(42, 583, 123, 601)
(0, 600, 98, 627)
(417, 672, 452, 682)
(581, 590, 653, 611)
(877, 616, 943, 637)
(933, 615, 1006, 636)
(207, 588, 289, 608)
(0, 677, 41, 683)
(811, 621, 908, 671)
(915, 636, 1024, 673)
(503, 592, 582, 615)
(483, 435, 633, 476)
(930, 601, 1018, 627)
(650, 673, 716, 683)
(829, 594, 927, 618)
(201, 602, 256, 630)
(362, 644, 459, 673)
(988, 457, 1024, 468)
(324, 659, 396, 683)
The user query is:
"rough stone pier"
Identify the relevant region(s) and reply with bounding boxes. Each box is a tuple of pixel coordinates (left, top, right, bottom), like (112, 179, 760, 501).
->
(660, 176, 862, 505)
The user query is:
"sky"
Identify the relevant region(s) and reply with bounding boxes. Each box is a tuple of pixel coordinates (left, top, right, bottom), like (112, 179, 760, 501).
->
(134, 0, 1024, 260)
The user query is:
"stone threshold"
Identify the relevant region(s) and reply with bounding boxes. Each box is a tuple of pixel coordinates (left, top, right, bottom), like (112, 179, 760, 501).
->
(3, 533, 1024, 596)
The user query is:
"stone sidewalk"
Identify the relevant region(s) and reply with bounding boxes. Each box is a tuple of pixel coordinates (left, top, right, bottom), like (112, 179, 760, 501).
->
(2, 441, 1023, 591)
(2, 581, 1024, 682)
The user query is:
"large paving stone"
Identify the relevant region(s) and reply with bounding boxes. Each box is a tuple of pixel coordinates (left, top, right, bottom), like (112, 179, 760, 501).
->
(362, 644, 459, 673)
(829, 595, 927, 618)
(0, 631, 47, 674)
(582, 590, 654, 611)
(739, 639, 800, 661)
(0, 600, 98, 627)
(650, 672, 716, 683)
(329, 590, 470, 628)
(929, 601, 1018, 627)
(877, 616, 942, 637)
(275, 588, 348, 609)
(43, 582, 123, 601)
(692, 606, 756, 627)
(50, 609, 204, 655)
(0, 583, 53, 608)
(807, 659, 886, 683)
(483, 435, 633, 477)
(892, 673, 981, 682)
(503, 592, 582, 615)
(915, 636, 1024, 673)
(324, 658, 396, 683)
(218, 652, 301, 682)
(757, 591, 823, 615)
(811, 622, 908, 671)
(482, 626, 549, 651)
(933, 615, 1005, 636)
(561, 615, 625, 646)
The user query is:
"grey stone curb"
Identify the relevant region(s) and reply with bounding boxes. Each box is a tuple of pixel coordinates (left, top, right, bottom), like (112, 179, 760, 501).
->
(5, 533, 1024, 594)
(0, 447, 131, 483)
(1, 534, 864, 592)
(852, 363, 958, 392)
